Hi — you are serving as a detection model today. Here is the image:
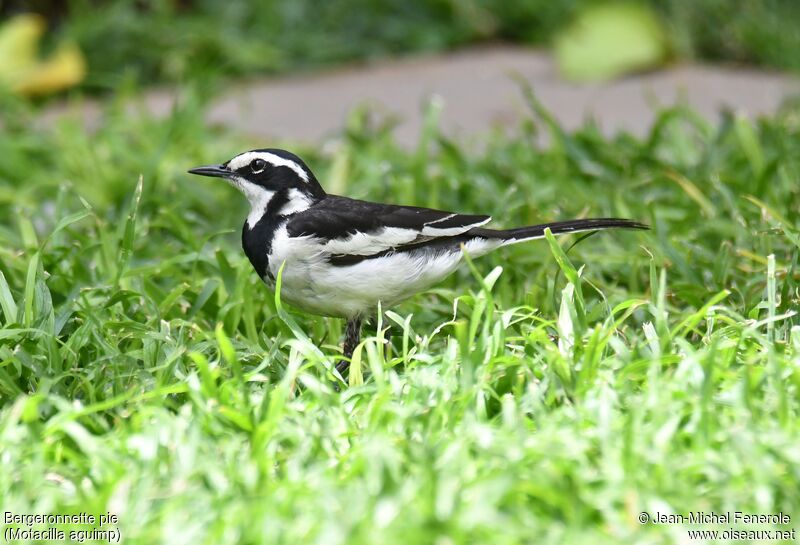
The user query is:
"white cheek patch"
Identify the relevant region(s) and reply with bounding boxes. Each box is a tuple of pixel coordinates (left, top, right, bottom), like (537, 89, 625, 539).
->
(228, 176, 275, 228)
(227, 151, 310, 182)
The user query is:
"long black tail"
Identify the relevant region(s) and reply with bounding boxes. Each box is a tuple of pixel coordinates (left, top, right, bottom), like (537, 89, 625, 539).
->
(490, 217, 648, 245)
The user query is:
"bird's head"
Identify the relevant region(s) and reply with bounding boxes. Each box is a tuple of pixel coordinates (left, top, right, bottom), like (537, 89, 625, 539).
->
(188, 149, 326, 225)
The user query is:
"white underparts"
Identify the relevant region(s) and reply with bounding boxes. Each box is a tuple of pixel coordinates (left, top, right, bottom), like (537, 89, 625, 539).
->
(265, 226, 504, 318)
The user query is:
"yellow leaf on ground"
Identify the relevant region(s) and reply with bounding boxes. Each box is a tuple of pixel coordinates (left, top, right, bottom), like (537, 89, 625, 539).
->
(13, 43, 86, 96)
(0, 13, 86, 96)
(0, 13, 45, 79)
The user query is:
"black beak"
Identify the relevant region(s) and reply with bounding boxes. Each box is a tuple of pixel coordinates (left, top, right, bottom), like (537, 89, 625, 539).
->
(187, 164, 230, 178)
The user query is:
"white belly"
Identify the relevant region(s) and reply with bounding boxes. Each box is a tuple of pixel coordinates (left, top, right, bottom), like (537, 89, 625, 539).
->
(266, 226, 501, 318)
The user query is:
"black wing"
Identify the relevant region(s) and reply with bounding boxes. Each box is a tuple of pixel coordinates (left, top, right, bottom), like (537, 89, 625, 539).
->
(286, 195, 491, 253)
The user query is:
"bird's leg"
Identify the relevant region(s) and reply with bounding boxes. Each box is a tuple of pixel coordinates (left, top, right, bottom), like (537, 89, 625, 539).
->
(343, 317, 362, 359)
(336, 317, 362, 375)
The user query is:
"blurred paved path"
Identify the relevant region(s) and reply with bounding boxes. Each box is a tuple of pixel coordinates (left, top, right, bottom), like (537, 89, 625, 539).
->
(45, 46, 800, 145)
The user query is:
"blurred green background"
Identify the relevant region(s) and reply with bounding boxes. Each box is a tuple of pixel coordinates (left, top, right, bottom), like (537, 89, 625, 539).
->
(1, 2, 799, 545)
(2, 0, 800, 95)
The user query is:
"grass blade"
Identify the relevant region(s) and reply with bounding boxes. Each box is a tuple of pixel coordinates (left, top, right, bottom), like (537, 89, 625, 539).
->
(0, 271, 18, 326)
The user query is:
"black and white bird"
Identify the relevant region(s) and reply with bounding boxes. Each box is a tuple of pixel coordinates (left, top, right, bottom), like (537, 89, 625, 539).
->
(189, 149, 646, 373)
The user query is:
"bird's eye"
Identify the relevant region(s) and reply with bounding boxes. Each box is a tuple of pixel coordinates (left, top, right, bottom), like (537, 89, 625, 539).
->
(250, 158, 267, 173)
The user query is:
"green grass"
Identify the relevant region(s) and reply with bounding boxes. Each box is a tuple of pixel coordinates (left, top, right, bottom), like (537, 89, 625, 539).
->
(0, 93, 799, 544)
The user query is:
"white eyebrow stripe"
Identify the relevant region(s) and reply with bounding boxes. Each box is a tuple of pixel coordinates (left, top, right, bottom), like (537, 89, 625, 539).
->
(227, 151, 310, 182)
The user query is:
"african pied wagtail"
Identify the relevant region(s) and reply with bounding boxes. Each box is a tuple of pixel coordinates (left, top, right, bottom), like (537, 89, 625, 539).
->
(189, 149, 647, 373)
